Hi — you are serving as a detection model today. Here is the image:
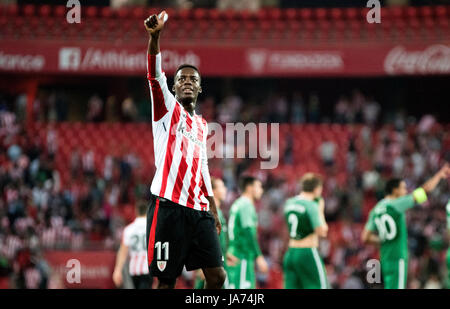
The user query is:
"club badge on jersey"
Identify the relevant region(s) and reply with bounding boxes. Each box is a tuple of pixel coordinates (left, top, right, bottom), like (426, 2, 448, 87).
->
(157, 260, 167, 272)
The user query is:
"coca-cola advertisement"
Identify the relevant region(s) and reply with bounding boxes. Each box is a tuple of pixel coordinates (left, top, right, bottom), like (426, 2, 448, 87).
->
(384, 45, 450, 75)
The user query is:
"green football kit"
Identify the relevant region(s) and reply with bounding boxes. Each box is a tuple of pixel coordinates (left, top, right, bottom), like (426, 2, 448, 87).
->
(227, 196, 262, 289)
(283, 197, 328, 289)
(365, 195, 417, 289)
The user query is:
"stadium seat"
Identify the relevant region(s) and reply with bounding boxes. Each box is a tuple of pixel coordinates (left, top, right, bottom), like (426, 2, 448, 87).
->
(284, 8, 297, 20)
(116, 7, 129, 19)
(53, 5, 66, 18)
(131, 7, 146, 19)
(330, 8, 343, 21)
(100, 6, 113, 18)
(435, 5, 447, 18)
(193, 8, 207, 20)
(298, 8, 312, 21)
(344, 7, 358, 20)
(268, 8, 282, 20)
(314, 8, 328, 21)
(85, 6, 98, 19)
(419, 6, 433, 18)
(38, 5, 52, 18)
(2, 4, 18, 16)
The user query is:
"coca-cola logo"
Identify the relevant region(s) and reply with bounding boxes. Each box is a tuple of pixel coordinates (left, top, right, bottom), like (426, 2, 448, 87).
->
(384, 45, 450, 75)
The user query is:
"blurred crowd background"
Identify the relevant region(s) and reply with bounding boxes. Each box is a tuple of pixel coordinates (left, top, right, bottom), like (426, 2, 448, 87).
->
(1, 83, 449, 288)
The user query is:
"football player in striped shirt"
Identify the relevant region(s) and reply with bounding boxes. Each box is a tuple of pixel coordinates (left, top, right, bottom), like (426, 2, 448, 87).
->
(283, 173, 329, 289)
(362, 164, 449, 289)
(144, 12, 225, 289)
(113, 202, 152, 289)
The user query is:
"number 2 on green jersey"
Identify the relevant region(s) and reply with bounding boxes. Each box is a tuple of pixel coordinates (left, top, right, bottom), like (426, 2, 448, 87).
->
(288, 213, 299, 238)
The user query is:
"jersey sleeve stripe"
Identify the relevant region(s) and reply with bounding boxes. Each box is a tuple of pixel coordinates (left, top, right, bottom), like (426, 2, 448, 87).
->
(149, 80, 168, 122)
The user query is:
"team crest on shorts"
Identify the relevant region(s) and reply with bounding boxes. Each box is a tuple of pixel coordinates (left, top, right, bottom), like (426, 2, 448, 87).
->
(157, 260, 167, 272)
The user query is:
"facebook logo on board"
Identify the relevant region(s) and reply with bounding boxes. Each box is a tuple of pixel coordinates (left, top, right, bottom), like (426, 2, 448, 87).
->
(59, 48, 81, 70)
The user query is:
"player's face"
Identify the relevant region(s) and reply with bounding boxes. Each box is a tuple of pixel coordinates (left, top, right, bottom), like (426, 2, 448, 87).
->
(395, 181, 408, 197)
(213, 179, 227, 202)
(252, 180, 264, 200)
(313, 185, 323, 199)
(173, 68, 202, 108)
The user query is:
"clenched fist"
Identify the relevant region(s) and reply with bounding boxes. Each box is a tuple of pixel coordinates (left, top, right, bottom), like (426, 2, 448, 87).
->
(144, 11, 167, 36)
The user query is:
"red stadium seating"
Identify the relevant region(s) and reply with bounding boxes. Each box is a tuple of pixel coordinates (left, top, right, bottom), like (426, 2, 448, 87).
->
(0, 5, 448, 44)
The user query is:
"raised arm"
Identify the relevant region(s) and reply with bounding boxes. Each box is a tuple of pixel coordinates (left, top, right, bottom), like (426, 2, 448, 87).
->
(420, 163, 450, 195)
(144, 11, 176, 122)
(144, 12, 164, 55)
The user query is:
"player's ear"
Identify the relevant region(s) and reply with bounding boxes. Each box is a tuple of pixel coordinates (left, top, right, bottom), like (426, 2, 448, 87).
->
(198, 86, 202, 94)
(172, 85, 175, 92)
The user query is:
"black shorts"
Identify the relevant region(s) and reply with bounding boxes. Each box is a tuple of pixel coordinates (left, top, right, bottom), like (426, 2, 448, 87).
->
(146, 195, 223, 280)
(131, 274, 153, 289)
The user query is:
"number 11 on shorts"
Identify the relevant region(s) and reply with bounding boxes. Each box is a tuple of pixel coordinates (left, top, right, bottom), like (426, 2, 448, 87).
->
(155, 241, 169, 272)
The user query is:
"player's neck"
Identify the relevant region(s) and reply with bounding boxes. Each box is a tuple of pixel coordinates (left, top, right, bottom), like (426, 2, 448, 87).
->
(177, 97, 196, 116)
(241, 193, 254, 203)
(298, 192, 315, 201)
(385, 194, 397, 200)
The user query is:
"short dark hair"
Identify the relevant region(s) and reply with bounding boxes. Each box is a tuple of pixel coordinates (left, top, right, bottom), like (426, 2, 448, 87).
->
(385, 178, 403, 195)
(174, 64, 201, 80)
(136, 201, 148, 216)
(239, 176, 258, 192)
(300, 173, 323, 193)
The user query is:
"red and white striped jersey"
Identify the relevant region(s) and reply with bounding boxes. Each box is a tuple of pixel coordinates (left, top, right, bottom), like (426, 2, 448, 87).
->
(147, 52, 213, 211)
(122, 217, 149, 276)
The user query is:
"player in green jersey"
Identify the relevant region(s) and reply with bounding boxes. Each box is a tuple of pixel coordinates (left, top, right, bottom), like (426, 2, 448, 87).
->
(227, 176, 268, 289)
(446, 200, 450, 289)
(362, 164, 449, 289)
(283, 173, 329, 289)
(194, 177, 238, 289)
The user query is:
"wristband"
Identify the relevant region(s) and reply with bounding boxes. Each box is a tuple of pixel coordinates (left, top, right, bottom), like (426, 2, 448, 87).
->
(413, 188, 428, 204)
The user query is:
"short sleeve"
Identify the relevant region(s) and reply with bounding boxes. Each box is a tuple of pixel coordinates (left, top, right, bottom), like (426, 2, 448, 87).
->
(122, 225, 132, 246)
(364, 211, 377, 232)
(306, 203, 322, 229)
(390, 194, 415, 213)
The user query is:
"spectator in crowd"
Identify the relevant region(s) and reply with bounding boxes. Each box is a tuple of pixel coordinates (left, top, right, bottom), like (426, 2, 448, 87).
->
(87, 95, 104, 122)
